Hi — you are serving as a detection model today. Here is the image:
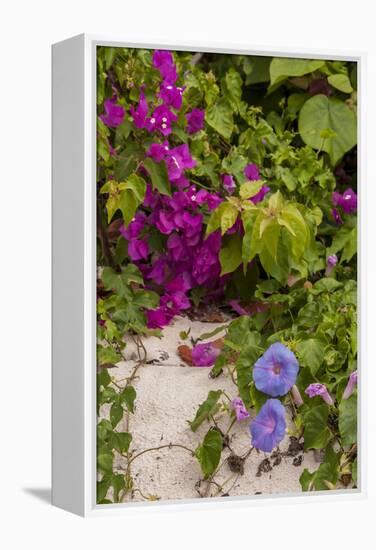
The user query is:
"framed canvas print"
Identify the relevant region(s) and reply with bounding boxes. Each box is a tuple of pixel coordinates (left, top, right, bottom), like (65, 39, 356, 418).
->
(52, 35, 364, 516)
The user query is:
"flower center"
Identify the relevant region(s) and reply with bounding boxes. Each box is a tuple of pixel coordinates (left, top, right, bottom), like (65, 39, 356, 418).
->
(273, 362, 282, 375)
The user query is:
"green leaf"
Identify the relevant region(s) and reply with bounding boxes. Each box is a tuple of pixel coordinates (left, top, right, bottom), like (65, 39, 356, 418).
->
(122, 263, 144, 285)
(195, 428, 223, 478)
(110, 431, 132, 454)
(97, 368, 111, 388)
(143, 157, 171, 196)
(120, 385, 136, 413)
(97, 449, 113, 475)
(123, 173, 147, 202)
(296, 338, 325, 375)
(298, 95, 357, 165)
(278, 205, 308, 260)
(338, 394, 357, 447)
(249, 382, 269, 412)
(220, 203, 239, 235)
(328, 74, 353, 93)
(311, 278, 343, 294)
(234, 333, 262, 408)
(270, 58, 325, 87)
(132, 289, 160, 309)
(219, 234, 242, 275)
(303, 404, 332, 450)
(97, 419, 113, 442)
(261, 219, 280, 260)
(101, 267, 133, 300)
(297, 302, 321, 328)
(189, 390, 222, 432)
(111, 474, 126, 503)
(97, 477, 111, 502)
(100, 176, 146, 226)
(239, 180, 263, 199)
(110, 401, 124, 428)
(98, 345, 121, 366)
(206, 202, 238, 236)
(341, 227, 357, 263)
(242, 211, 263, 264)
(206, 98, 234, 140)
(300, 446, 339, 491)
(224, 68, 243, 111)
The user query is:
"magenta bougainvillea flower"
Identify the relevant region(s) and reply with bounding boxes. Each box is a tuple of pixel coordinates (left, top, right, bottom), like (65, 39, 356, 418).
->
(146, 307, 171, 329)
(100, 97, 125, 128)
(305, 383, 334, 405)
(244, 163, 260, 181)
(147, 257, 167, 285)
(158, 83, 184, 109)
(152, 50, 177, 83)
(232, 397, 250, 421)
(148, 142, 196, 184)
(119, 213, 146, 240)
(332, 188, 357, 214)
(191, 342, 220, 367)
(251, 185, 270, 204)
(222, 174, 236, 195)
(250, 399, 286, 452)
(331, 207, 343, 225)
(129, 90, 148, 129)
(253, 342, 299, 397)
(146, 105, 178, 136)
(185, 108, 205, 134)
(325, 254, 338, 276)
(127, 238, 149, 261)
(192, 232, 222, 285)
(167, 144, 197, 181)
(195, 189, 223, 211)
(152, 50, 174, 68)
(343, 371, 358, 400)
(147, 141, 170, 162)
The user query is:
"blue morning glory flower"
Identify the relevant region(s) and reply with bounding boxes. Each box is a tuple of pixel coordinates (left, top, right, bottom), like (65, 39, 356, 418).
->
(253, 342, 299, 397)
(250, 398, 286, 452)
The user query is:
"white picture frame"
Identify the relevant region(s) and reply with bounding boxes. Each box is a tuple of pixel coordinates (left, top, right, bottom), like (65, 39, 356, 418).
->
(52, 34, 366, 517)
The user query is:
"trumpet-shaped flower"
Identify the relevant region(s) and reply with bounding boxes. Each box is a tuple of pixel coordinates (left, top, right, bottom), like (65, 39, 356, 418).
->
(232, 398, 250, 421)
(305, 383, 334, 406)
(343, 371, 358, 400)
(250, 399, 286, 452)
(253, 343, 299, 397)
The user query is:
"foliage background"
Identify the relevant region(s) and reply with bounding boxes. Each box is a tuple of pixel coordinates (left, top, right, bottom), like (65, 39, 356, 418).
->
(97, 46, 357, 501)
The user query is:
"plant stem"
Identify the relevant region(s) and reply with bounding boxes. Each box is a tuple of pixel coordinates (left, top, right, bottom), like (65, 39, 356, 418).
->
(97, 201, 115, 268)
(127, 443, 195, 465)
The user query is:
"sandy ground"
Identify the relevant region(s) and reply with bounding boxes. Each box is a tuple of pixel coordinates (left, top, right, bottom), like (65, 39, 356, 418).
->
(99, 316, 320, 502)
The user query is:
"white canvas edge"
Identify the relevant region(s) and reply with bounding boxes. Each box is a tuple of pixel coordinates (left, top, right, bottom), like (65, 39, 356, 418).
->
(53, 33, 366, 517)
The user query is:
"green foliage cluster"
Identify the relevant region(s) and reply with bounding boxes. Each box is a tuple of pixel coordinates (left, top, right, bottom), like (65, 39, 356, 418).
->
(96, 46, 357, 501)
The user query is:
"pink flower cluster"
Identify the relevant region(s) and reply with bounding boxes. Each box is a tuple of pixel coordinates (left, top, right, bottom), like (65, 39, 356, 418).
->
(115, 50, 270, 329)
